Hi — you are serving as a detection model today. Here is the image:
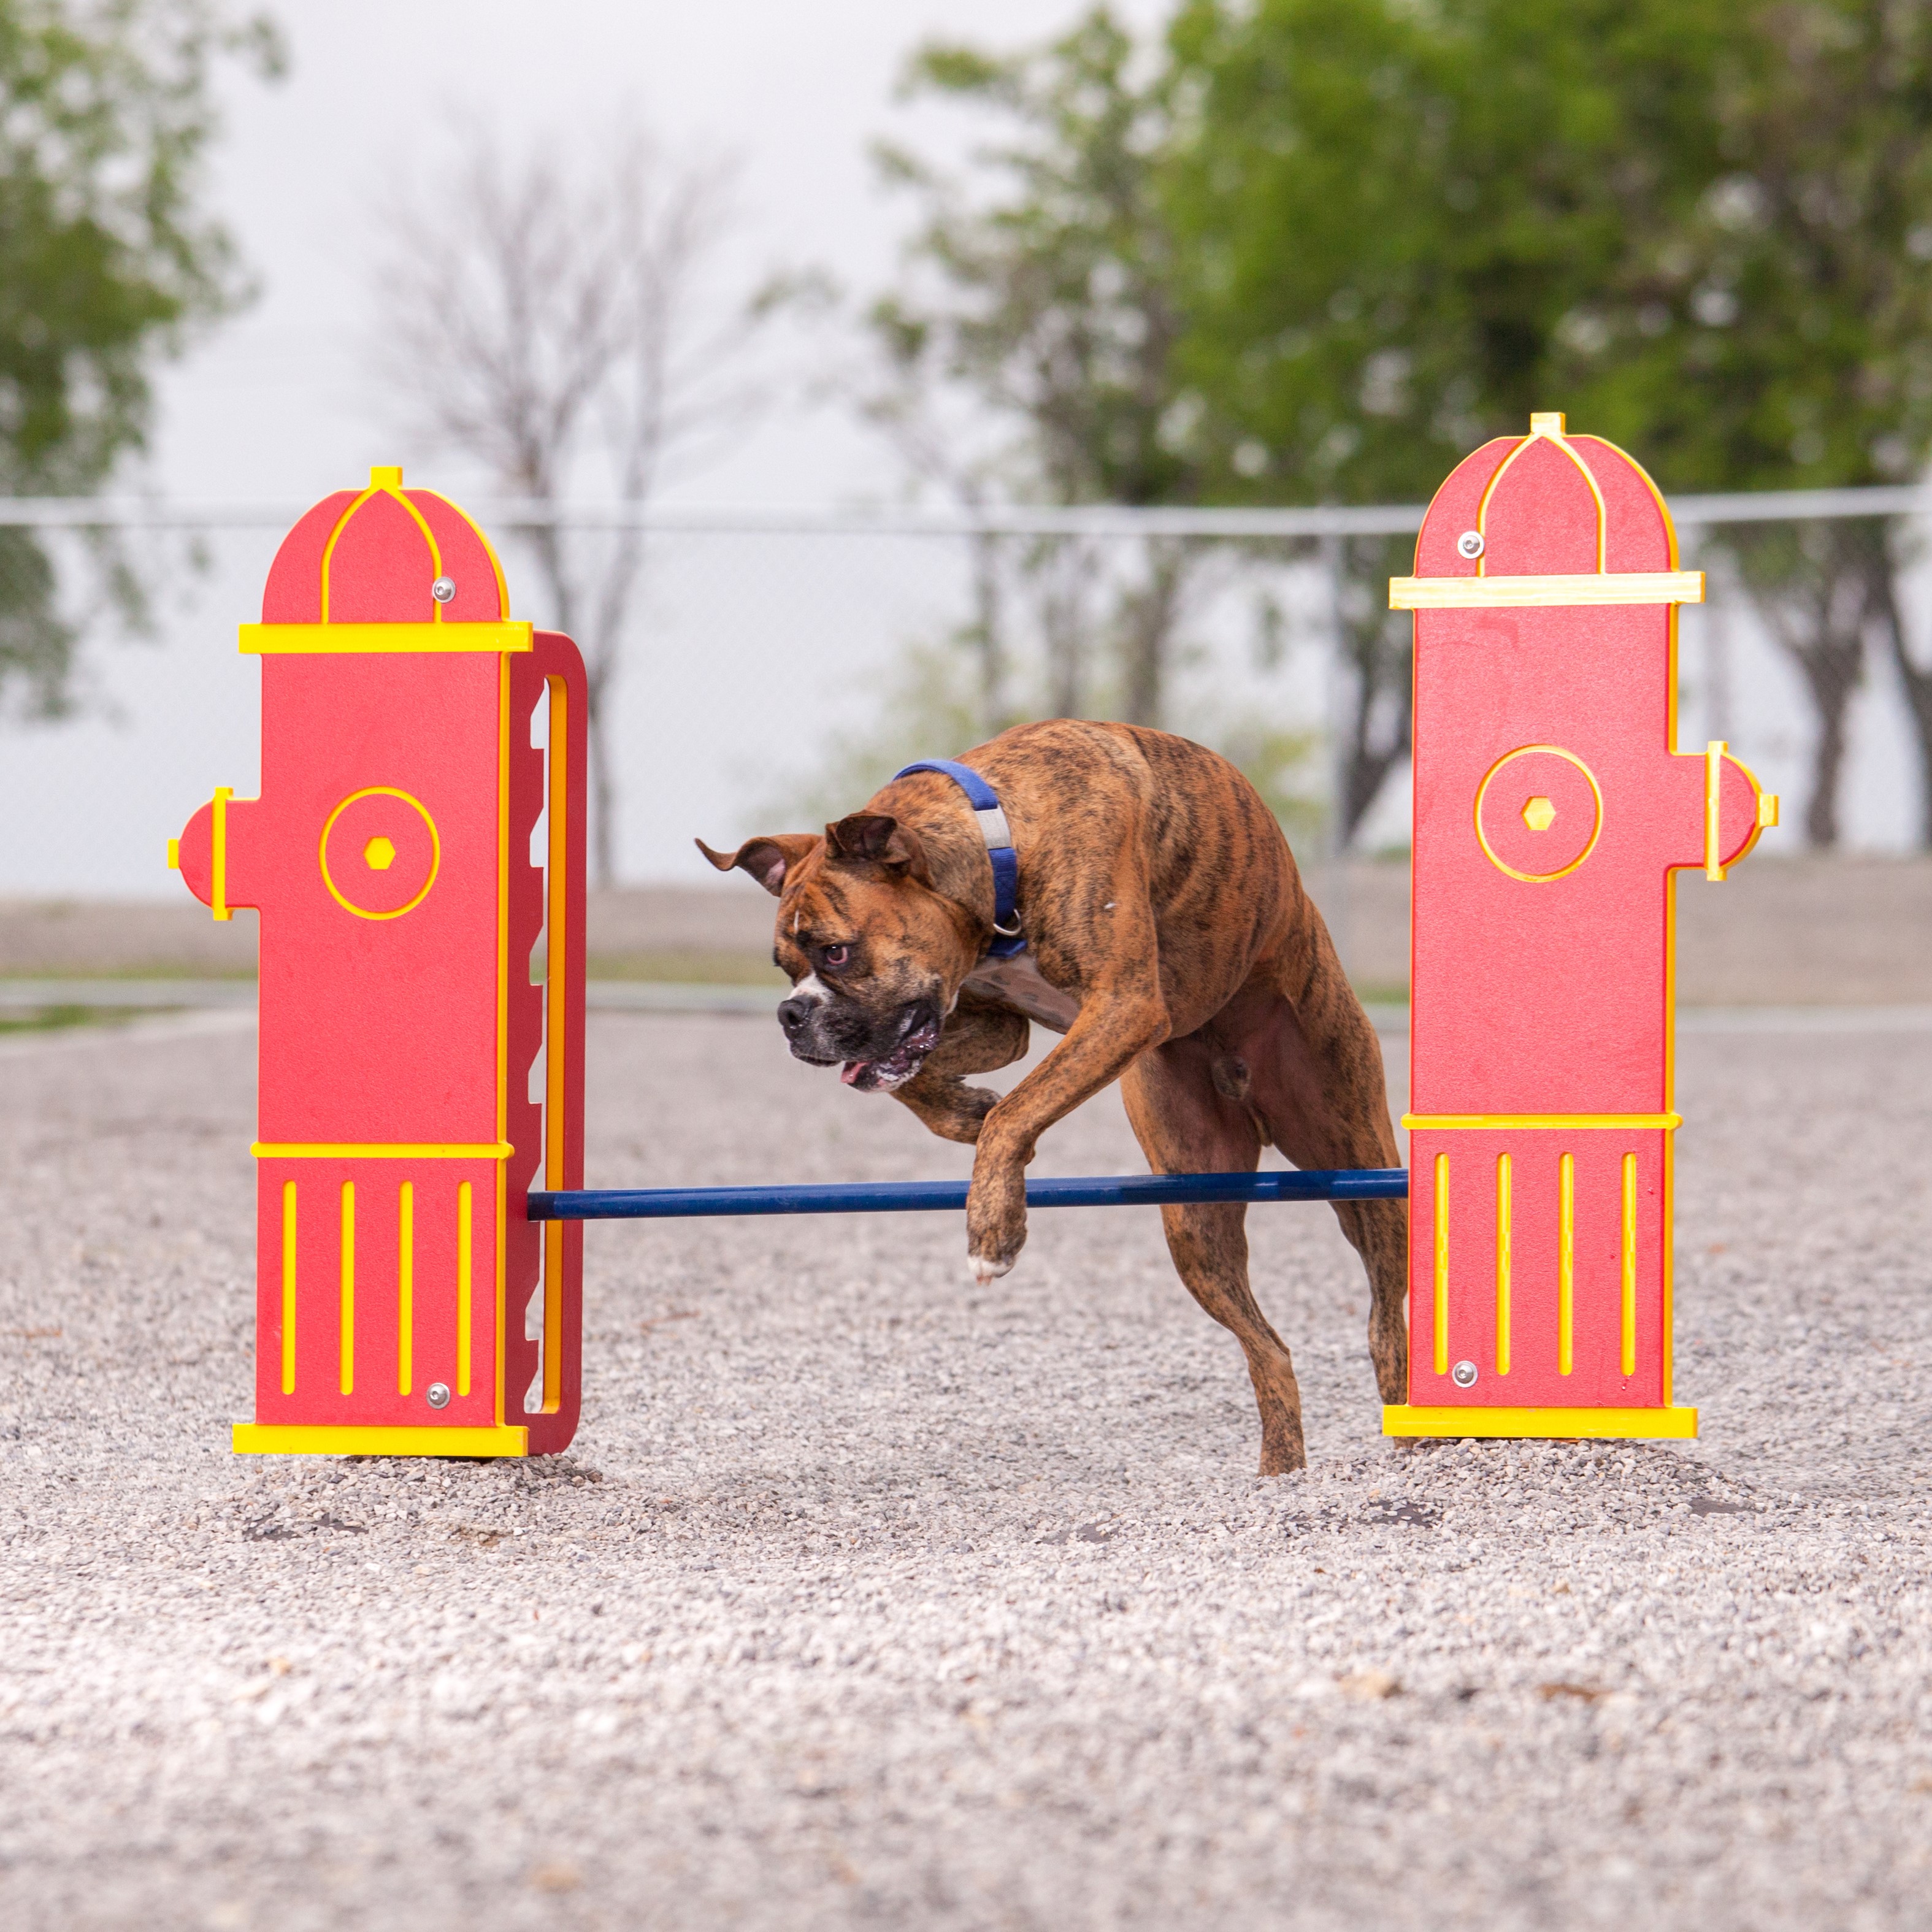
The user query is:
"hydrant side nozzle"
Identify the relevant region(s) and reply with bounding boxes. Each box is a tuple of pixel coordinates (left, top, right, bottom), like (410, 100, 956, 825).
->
(1704, 743, 1774, 881)
(172, 791, 239, 920)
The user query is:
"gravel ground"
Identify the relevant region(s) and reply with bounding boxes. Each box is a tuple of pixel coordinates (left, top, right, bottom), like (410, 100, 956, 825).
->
(1, 1009, 1929, 1931)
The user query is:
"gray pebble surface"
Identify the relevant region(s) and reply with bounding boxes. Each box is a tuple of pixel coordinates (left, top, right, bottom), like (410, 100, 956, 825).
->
(1, 1011, 1928, 1930)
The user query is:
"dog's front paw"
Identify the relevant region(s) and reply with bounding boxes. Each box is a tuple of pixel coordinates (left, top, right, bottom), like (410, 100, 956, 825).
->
(965, 1160, 1028, 1285)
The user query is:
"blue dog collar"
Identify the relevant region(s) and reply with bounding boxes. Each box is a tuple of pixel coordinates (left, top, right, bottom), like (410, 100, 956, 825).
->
(893, 758, 1025, 958)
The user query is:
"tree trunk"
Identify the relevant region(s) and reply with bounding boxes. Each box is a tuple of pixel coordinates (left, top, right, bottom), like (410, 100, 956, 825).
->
(965, 529, 1010, 739)
(0, 528, 78, 719)
(1116, 539, 1187, 727)
(1035, 535, 1093, 719)
(522, 518, 646, 890)
(1327, 535, 1414, 849)
(1797, 661, 1854, 848)
(1341, 677, 1413, 841)
(581, 526, 650, 890)
(585, 659, 617, 889)
(1868, 543, 1932, 846)
(519, 519, 620, 886)
(1729, 522, 1873, 851)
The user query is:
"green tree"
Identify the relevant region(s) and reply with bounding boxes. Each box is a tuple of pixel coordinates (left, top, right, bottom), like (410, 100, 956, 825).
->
(1165, 0, 1932, 845)
(866, 11, 1210, 732)
(876, 15, 1190, 511)
(1161, 0, 1460, 846)
(1547, 2, 1932, 845)
(1164, 0, 1750, 840)
(829, 8, 1334, 849)
(0, 0, 279, 717)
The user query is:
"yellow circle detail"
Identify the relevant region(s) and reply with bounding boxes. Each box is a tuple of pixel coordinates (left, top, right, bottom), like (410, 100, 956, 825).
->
(320, 787, 440, 919)
(1474, 746, 1603, 883)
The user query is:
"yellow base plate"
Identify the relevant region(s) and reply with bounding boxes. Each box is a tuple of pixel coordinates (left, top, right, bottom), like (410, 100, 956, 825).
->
(233, 1422, 529, 1457)
(1382, 1405, 1698, 1440)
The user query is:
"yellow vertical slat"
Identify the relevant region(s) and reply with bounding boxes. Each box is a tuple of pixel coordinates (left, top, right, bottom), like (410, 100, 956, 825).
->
(1495, 1152, 1512, 1376)
(1621, 1153, 1638, 1376)
(397, 1181, 414, 1395)
(339, 1181, 355, 1395)
(1558, 1153, 1575, 1375)
(1432, 1151, 1449, 1376)
(457, 1179, 473, 1397)
(280, 1181, 297, 1395)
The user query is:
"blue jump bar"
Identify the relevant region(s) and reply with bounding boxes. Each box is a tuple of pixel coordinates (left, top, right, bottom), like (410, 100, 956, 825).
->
(527, 1168, 1408, 1221)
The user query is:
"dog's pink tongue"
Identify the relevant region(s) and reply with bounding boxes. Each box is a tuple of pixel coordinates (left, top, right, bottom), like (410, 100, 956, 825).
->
(840, 1060, 868, 1086)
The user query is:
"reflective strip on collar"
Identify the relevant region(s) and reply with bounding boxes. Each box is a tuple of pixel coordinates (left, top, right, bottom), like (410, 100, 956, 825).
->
(975, 805, 1012, 849)
(892, 756, 1025, 959)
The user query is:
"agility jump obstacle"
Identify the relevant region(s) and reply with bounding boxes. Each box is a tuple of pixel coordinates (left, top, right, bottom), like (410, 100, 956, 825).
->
(172, 419, 1773, 1459)
(527, 1169, 1408, 1222)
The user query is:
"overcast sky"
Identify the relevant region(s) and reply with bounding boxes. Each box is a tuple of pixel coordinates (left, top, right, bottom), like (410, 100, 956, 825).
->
(7, 1, 1896, 894)
(4, 2, 1230, 898)
(151, 0, 1162, 507)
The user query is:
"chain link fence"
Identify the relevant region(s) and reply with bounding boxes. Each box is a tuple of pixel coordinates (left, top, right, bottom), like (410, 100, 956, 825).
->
(0, 493, 1926, 900)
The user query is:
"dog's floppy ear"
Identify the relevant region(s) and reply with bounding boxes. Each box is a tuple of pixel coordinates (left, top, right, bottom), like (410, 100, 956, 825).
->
(694, 833, 819, 897)
(826, 812, 931, 883)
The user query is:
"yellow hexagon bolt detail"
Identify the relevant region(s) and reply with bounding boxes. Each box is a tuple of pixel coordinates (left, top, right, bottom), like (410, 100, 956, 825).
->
(363, 836, 397, 871)
(1521, 796, 1557, 832)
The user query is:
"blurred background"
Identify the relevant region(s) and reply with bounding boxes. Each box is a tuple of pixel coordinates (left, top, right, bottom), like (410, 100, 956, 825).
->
(4, 0, 1932, 1007)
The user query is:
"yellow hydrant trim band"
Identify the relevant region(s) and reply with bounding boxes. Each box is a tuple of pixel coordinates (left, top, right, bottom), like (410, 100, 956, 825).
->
(1382, 1405, 1698, 1439)
(240, 621, 534, 655)
(232, 1424, 529, 1457)
(1402, 1113, 1681, 1132)
(1389, 572, 1704, 610)
(251, 1141, 513, 1159)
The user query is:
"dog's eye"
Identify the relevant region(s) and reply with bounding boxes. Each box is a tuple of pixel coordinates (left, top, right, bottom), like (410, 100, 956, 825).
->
(822, 944, 850, 968)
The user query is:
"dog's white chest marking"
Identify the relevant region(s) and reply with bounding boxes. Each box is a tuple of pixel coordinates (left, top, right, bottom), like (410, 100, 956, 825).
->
(962, 953, 1081, 1033)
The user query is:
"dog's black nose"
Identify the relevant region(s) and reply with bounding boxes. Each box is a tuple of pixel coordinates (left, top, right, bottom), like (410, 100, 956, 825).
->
(777, 995, 812, 1033)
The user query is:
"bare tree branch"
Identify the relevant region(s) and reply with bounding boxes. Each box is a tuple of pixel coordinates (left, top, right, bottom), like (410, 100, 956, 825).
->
(366, 113, 776, 883)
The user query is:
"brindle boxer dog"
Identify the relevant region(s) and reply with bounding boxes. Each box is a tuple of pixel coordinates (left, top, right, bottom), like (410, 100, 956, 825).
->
(698, 719, 1406, 1473)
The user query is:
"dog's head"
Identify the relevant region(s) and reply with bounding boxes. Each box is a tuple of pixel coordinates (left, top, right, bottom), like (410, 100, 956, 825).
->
(697, 813, 983, 1092)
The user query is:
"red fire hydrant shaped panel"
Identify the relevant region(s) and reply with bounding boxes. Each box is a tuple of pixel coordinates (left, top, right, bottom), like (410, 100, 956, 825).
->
(1387, 416, 1776, 1439)
(171, 469, 587, 1460)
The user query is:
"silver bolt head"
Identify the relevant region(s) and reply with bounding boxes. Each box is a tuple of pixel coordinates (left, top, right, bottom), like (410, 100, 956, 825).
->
(431, 577, 456, 603)
(1451, 1359, 1479, 1389)
(1455, 530, 1485, 559)
(426, 1382, 451, 1409)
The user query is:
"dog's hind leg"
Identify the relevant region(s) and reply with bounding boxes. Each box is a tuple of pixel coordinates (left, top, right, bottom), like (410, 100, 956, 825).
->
(1119, 1040, 1306, 1474)
(1227, 932, 1409, 1407)
(891, 993, 1030, 1145)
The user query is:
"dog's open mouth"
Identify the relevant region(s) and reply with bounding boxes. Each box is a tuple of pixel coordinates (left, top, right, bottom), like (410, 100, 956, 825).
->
(840, 1015, 942, 1092)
